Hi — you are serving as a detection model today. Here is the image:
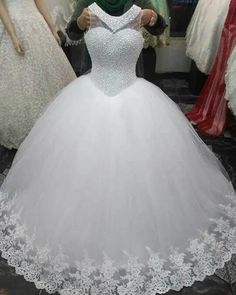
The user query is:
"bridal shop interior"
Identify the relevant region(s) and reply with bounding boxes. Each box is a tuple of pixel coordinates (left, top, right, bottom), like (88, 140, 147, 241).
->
(0, 0, 236, 294)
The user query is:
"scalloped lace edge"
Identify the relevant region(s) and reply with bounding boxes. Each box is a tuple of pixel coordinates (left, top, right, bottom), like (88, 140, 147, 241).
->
(0, 191, 236, 294)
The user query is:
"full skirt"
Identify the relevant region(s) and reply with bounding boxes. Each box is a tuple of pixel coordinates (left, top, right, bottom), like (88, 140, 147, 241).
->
(0, 75, 236, 294)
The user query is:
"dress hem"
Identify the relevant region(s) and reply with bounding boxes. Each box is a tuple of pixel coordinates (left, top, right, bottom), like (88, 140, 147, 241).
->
(0, 191, 236, 294)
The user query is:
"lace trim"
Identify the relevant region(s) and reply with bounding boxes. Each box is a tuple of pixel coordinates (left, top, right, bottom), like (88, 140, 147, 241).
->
(89, 3, 141, 33)
(0, 192, 236, 294)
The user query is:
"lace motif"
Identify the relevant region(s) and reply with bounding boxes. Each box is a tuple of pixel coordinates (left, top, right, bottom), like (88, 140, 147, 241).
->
(0, 192, 236, 294)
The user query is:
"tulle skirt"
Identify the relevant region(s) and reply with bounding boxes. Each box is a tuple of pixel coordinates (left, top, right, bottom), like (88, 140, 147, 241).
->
(0, 75, 236, 294)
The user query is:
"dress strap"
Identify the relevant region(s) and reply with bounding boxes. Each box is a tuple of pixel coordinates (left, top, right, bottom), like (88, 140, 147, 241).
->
(88, 3, 142, 33)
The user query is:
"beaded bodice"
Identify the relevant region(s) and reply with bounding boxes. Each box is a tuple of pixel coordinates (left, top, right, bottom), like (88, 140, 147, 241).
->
(85, 3, 144, 96)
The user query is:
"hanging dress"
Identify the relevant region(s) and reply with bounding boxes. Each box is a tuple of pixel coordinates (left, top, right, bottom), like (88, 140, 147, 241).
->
(186, 0, 230, 74)
(186, 0, 236, 136)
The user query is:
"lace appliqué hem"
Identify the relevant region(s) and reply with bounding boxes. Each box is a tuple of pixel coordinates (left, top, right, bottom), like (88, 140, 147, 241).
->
(0, 192, 236, 294)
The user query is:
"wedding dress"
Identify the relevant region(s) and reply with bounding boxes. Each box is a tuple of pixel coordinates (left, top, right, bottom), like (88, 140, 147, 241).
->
(0, 3, 236, 294)
(186, 0, 230, 74)
(0, 0, 76, 149)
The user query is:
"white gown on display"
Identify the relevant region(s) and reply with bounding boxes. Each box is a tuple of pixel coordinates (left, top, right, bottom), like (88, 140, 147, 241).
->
(186, 0, 230, 74)
(225, 46, 236, 117)
(0, 3, 236, 294)
(0, 0, 76, 149)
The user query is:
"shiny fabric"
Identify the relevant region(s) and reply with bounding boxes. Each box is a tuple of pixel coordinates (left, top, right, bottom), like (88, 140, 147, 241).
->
(0, 3, 236, 295)
(225, 46, 236, 118)
(0, 0, 76, 149)
(186, 0, 236, 136)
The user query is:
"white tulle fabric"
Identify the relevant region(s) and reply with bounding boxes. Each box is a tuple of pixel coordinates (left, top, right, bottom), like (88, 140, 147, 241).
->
(0, 3, 236, 294)
(0, 0, 76, 149)
(186, 0, 230, 74)
(225, 46, 236, 118)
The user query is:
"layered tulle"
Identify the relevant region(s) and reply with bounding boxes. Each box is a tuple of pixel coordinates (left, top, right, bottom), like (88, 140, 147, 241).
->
(0, 75, 236, 294)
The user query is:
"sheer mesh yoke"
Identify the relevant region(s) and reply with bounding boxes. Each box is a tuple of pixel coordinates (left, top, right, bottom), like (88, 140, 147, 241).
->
(89, 3, 142, 32)
(1, 3, 236, 295)
(85, 3, 144, 96)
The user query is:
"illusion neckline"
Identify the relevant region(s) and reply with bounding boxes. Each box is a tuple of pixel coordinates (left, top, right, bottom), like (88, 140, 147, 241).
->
(90, 2, 137, 19)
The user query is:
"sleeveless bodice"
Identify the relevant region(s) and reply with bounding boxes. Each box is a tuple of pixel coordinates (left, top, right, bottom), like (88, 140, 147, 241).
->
(85, 3, 144, 96)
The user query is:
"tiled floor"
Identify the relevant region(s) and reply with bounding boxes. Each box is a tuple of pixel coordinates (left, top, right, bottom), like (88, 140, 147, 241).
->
(0, 73, 236, 294)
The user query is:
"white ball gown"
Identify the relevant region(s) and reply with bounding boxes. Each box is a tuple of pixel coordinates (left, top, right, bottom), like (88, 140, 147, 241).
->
(186, 0, 230, 74)
(0, 0, 76, 149)
(0, 3, 236, 294)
